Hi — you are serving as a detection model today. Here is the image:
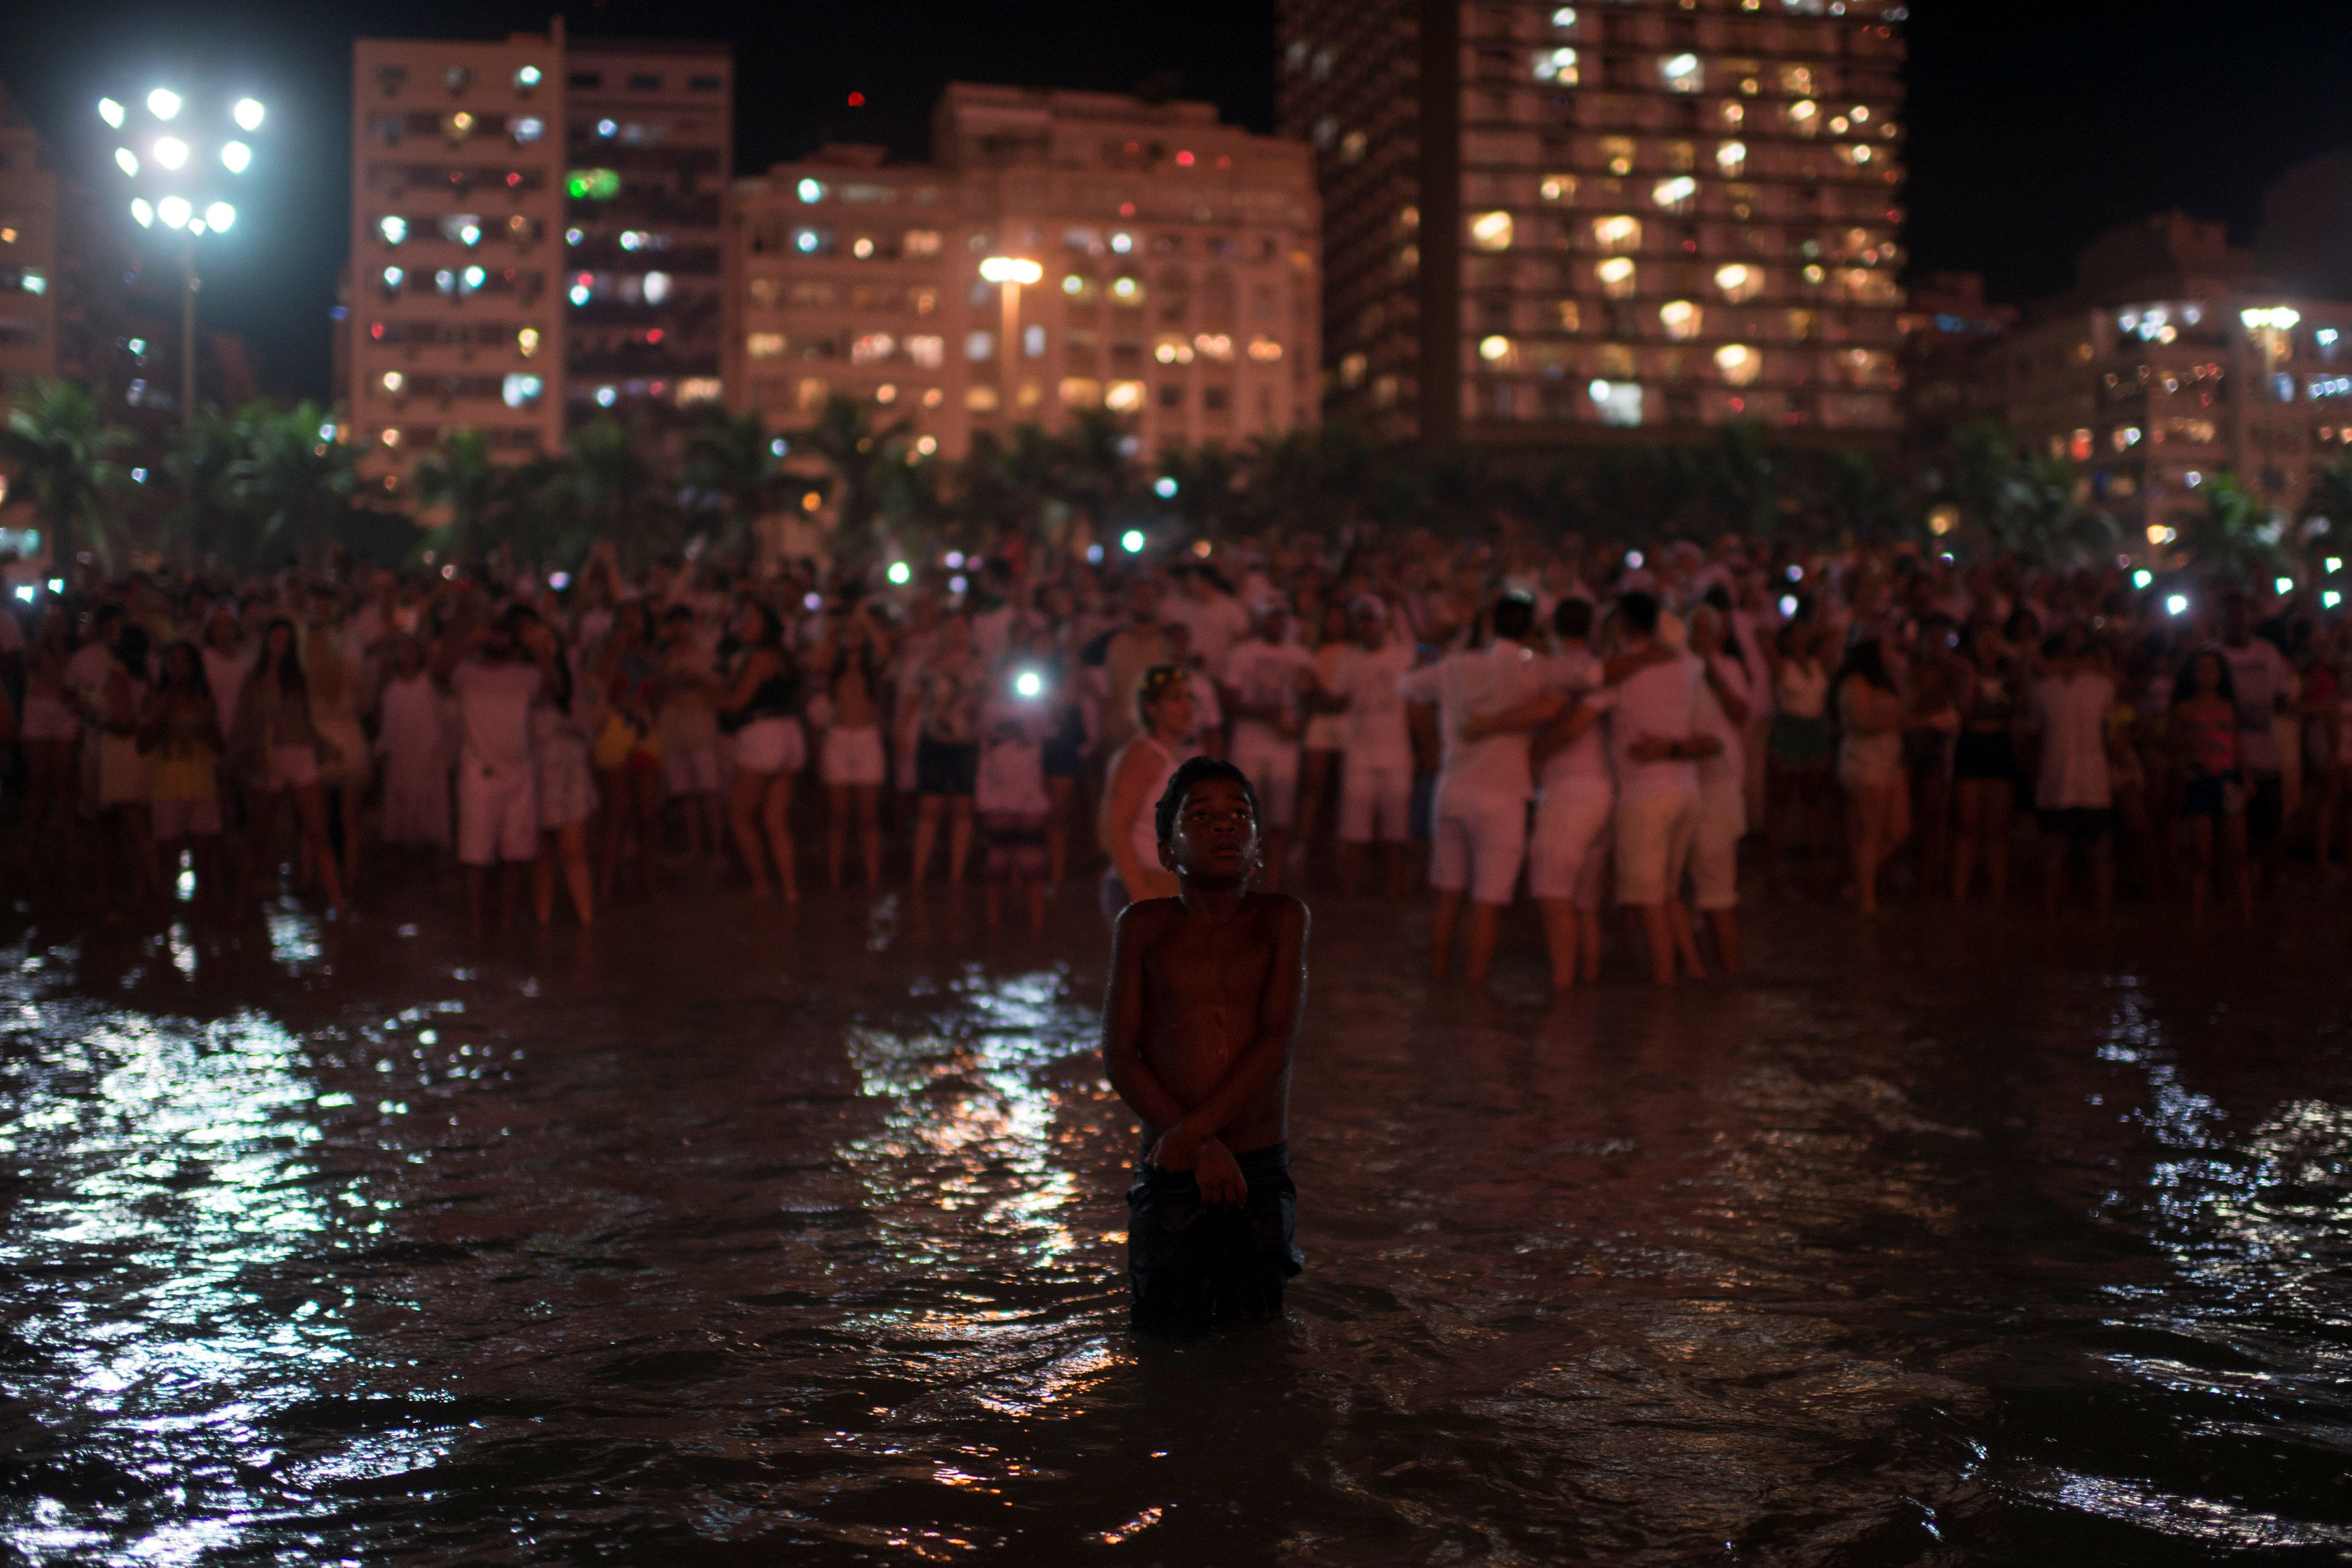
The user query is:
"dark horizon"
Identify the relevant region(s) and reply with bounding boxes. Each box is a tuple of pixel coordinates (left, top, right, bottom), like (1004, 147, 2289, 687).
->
(3, 0, 2349, 403)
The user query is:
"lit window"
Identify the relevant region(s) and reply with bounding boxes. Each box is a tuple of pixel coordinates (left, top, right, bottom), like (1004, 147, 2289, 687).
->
(852, 333, 896, 363)
(381, 370, 404, 393)
(1589, 379, 1642, 425)
(1339, 130, 1367, 163)
(1247, 336, 1282, 362)
(747, 332, 786, 359)
(1601, 137, 1635, 176)
(1715, 263, 1761, 301)
(1060, 377, 1103, 408)
(1110, 277, 1143, 304)
(1339, 353, 1368, 388)
(1660, 300, 1702, 341)
(1593, 216, 1641, 255)
(916, 435, 938, 455)
(966, 331, 995, 361)
(795, 230, 821, 253)
(378, 215, 407, 245)
(966, 385, 999, 412)
(1597, 257, 1636, 298)
(1716, 141, 1746, 175)
(852, 236, 874, 259)
(1025, 324, 1046, 358)
(381, 428, 401, 447)
(1154, 337, 1193, 365)
(1469, 210, 1513, 251)
(1540, 174, 1576, 203)
(1534, 47, 1578, 84)
(1109, 231, 1134, 253)
(517, 326, 540, 357)
(381, 265, 403, 290)
(1552, 6, 1576, 24)
(797, 378, 829, 410)
(2069, 429, 2093, 462)
(1478, 335, 1513, 364)
(1652, 177, 1697, 211)
(875, 384, 898, 404)
(1715, 344, 1760, 386)
(1661, 54, 1702, 92)
(501, 374, 542, 407)
(904, 229, 941, 255)
(1105, 380, 1145, 411)
(566, 169, 622, 200)
(798, 178, 825, 203)
(907, 335, 943, 369)
(1788, 100, 1819, 136)
(921, 388, 943, 408)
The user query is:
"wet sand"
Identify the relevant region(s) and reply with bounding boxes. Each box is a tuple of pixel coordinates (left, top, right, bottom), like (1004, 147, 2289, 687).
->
(3, 875, 2351, 1563)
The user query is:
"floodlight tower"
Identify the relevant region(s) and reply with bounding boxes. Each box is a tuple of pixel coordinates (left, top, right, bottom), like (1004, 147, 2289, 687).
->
(98, 87, 268, 425)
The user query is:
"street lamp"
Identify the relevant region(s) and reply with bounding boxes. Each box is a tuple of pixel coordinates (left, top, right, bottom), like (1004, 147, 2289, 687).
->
(99, 86, 268, 425)
(978, 255, 1042, 421)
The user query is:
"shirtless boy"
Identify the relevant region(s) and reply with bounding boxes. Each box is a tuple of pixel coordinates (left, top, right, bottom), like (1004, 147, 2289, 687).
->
(1102, 757, 1310, 1331)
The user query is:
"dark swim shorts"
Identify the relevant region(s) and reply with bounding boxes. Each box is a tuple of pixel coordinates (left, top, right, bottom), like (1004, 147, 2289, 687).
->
(1127, 1141, 1302, 1332)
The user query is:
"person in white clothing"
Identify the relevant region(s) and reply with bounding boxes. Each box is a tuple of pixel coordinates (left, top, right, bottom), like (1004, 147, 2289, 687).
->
(1318, 597, 1417, 899)
(1098, 664, 1199, 926)
(439, 608, 548, 937)
(1606, 593, 1718, 986)
(1219, 603, 1315, 888)
(2027, 634, 2116, 918)
(1685, 603, 1751, 974)
(1397, 595, 1550, 985)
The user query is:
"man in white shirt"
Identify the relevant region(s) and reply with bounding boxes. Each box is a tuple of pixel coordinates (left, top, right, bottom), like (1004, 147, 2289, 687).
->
(1219, 602, 1315, 887)
(1397, 595, 1549, 984)
(1607, 593, 1718, 986)
(1320, 597, 1417, 899)
(1517, 598, 1615, 992)
(1686, 603, 1753, 974)
(2214, 591, 2292, 891)
(439, 607, 548, 937)
(1162, 566, 1252, 674)
(2028, 635, 2115, 918)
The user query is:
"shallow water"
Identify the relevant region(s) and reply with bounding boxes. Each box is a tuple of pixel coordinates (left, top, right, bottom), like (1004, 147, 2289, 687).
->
(3, 884, 2351, 1564)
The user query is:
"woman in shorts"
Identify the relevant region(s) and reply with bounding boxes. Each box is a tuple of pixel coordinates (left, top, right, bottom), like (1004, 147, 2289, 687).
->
(718, 601, 806, 902)
(140, 640, 226, 906)
(1949, 619, 2021, 904)
(231, 619, 347, 915)
(591, 601, 664, 901)
(1833, 638, 1906, 916)
(523, 615, 597, 927)
(812, 603, 891, 888)
(655, 605, 724, 871)
(2173, 648, 2252, 922)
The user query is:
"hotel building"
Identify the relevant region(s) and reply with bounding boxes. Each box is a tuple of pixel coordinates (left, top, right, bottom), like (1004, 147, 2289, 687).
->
(1275, 0, 1907, 449)
(724, 83, 1320, 463)
(0, 84, 57, 396)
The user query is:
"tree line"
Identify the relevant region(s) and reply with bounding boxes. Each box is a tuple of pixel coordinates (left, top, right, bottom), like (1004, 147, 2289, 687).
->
(3, 376, 2345, 584)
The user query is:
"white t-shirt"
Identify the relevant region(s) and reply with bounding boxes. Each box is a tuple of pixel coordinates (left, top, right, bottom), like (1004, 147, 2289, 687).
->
(2029, 670, 2114, 809)
(1164, 591, 1251, 671)
(1221, 638, 1316, 750)
(2216, 638, 2290, 773)
(450, 658, 541, 772)
(974, 696, 1050, 815)
(1323, 640, 1415, 767)
(203, 647, 256, 738)
(1695, 653, 1751, 789)
(1397, 638, 1548, 801)
(1538, 649, 1614, 791)
(1610, 653, 1704, 800)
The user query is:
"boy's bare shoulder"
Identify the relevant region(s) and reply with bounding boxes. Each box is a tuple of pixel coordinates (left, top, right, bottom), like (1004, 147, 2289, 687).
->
(1113, 896, 1186, 941)
(1243, 891, 1310, 934)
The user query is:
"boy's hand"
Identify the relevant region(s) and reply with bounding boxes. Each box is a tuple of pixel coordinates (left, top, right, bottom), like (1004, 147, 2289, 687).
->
(1193, 1139, 1247, 1208)
(1148, 1124, 1203, 1172)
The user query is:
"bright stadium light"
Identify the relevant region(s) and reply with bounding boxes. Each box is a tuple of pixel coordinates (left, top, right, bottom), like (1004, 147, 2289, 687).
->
(98, 97, 126, 128)
(204, 202, 235, 232)
(221, 140, 251, 173)
(146, 87, 181, 120)
(233, 97, 265, 131)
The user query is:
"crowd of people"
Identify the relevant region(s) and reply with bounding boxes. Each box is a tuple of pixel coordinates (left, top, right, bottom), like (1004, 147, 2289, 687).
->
(0, 525, 2335, 982)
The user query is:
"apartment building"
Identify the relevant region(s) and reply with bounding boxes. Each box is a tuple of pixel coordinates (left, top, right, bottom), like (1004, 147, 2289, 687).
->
(725, 83, 1320, 462)
(349, 30, 570, 496)
(560, 38, 730, 433)
(1275, 0, 1907, 449)
(0, 83, 58, 396)
(1920, 212, 2352, 550)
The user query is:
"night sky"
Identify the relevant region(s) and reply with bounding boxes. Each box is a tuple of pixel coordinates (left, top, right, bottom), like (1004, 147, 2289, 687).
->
(3, 0, 2348, 402)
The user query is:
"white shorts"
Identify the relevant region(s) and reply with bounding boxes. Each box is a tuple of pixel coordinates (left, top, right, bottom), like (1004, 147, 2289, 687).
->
(1614, 788, 1699, 906)
(1337, 758, 1412, 844)
(458, 759, 538, 865)
(734, 716, 806, 776)
(1689, 779, 1745, 912)
(1528, 780, 1614, 904)
(663, 743, 722, 797)
(1230, 734, 1302, 829)
(1429, 783, 1528, 906)
(822, 725, 888, 787)
(253, 744, 319, 793)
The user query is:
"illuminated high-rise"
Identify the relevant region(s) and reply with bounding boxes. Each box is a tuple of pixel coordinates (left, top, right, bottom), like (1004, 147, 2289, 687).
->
(1276, 0, 1908, 449)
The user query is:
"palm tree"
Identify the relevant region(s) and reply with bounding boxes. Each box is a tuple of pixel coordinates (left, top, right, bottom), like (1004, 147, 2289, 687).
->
(2299, 452, 2352, 576)
(220, 400, 362, 568)
(411, 427, 515, 566)
(2175, 472, 2281, 587)
(558, 417, 675, 565)
(681, 404, 784, 565)
(0, 378, 134, 569)
(798, 394, 910, 566)
(1157, 442, 1244, 537)
(1685, 420, 1783, 539)
(161, 403, 253, 567)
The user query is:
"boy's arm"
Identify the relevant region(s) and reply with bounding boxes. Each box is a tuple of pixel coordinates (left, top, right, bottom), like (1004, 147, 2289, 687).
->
(1101, 908, 1191, 1135)
(1149, 899, 1309, 1170)
(1462, 687, 1566, 740)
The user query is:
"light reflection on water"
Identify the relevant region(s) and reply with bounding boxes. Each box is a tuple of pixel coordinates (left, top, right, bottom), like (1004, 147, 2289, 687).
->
(0, 908, 2349, 1561)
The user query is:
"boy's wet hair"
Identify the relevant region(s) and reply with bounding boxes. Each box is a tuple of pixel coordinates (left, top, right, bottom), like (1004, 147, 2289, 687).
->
(1154, 756, 1260, 846)
(1490, 595, 1537, 642)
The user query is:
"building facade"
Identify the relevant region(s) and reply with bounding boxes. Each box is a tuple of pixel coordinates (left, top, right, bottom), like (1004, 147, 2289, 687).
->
(1921, 213, 2352, 550)
(725, 84, 1320, 463)
(1275, 0, 1906, 449)
(349, 30, 571, 497)
(560, 38, 730, 434)
(0, 84, 58, 398)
